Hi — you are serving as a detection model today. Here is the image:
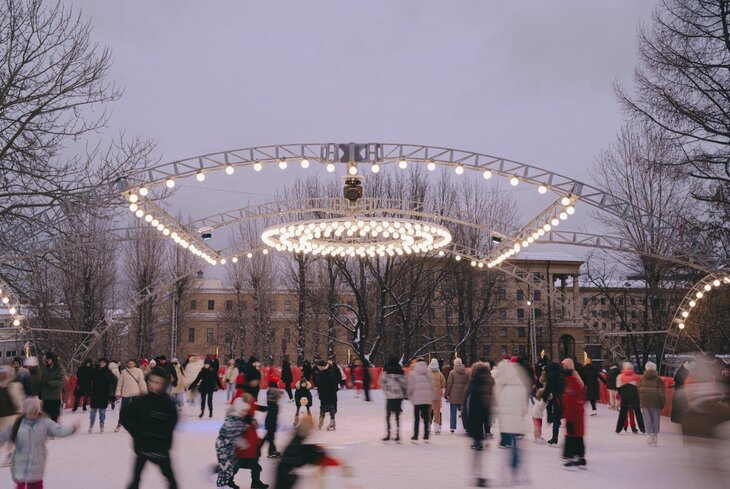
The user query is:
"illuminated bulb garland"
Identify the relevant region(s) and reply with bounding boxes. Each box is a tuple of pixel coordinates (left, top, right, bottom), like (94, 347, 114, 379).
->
(487, 196, 577, 268)
(261, 218, 452, 258)
(676, 275, 730, 330)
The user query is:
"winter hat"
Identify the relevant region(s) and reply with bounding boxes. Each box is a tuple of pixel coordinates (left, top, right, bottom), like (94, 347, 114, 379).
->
(428, 359, 440, 371)
(645, 361, 657, 372)
(23, 396, 42, 417)
(172, 358, 178, 363)
(622, 361, 634, 371)
(269, 375, 280, 385)
(45, 351, 57, 363)
(453, 358, 464, 367)
(24, 356, 39, 367)
(510, 356, 518, 363)
(149, 360, 157, 367)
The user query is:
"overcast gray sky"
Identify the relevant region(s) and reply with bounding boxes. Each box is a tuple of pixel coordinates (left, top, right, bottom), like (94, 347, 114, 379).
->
(68, 0, 657, 267)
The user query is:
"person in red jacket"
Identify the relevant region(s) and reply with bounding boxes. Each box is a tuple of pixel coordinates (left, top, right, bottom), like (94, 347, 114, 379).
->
(233, 393, 269, 489)
(561, 358, 586, 469)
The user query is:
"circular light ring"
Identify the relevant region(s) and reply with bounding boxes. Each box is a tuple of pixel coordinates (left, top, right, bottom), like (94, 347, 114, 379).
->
(261, 217, 452, 257)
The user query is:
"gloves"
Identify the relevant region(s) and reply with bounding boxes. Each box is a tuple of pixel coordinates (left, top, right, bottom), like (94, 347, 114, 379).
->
(566, 421, 575, 436)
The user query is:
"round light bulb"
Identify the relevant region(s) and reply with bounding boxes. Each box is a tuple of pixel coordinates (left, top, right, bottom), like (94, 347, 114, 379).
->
(348, 165, 358, 175)
(483, 170, 492, 180)
(326, 163, 336, 173)
(562, 197, 571, 206)
(696, 292, 703, 298)
(246, 252, 253, 258)
(551, 218, 560, 226)
(678, 323, 685, 330)
(681, 311, 689, 318)
(566, 206, 575, 215)
(301, 158, 310, 169)
(232, 257, 238, 263)
(510, 176, 519, 186)
(262, 249, 268, 255)
(128, 194, 138, 203)
(455, 165, 464, 175)
(371, 163, 380, 173)
(196, 172, 205, 182)
(543, 224, 551, 232)
(455, 255, 461, 261)
(129, 203, 138, 212)
(713, 279, 721, 287)
(145, 214, 153, 223)
(689, 300, 696, 307)
(398, 159, 407, 169)
(225, 165, 235, 175)
(165, 178, 175, 188)
(704, 284, 712, 291)
(135, 210, 144, 218)
(253, 162, 263, 172)
(278, 160, 287, 170)
(139, 187, 149, 196)
(13, 320, 20, 327)
(538, 185, 547, 194)
(9, 307, 16, 315)
(427, 162, 436, 171)
(559, 212, 568, 220)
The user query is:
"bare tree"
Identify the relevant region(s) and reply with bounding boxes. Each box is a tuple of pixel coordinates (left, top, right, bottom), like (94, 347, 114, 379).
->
(617, 0, 730, 241)
(125, 223, 166, 359)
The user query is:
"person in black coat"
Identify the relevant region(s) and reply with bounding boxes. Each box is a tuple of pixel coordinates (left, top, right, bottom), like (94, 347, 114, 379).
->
(462, 362, 494, 488)
(281, 358, 294, 401)
(542, 361, 565, 446)
(73, 359, 94, 412)
(121, 367, 179, 489)
(671, 361, 691, 423)
(315, 360, 338, 431)
(243, 356, 262, 401)
(580, 360, 601, 415)
(274, 417, 330, 489)
(190, 359, 223, 418)
(301, 360, 312, 385)
(89, 358, 117, 432)
(157, 356, 178, 391)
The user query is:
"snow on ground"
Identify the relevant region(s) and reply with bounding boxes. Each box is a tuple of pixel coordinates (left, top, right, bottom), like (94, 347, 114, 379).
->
(3, 390, 727, 488)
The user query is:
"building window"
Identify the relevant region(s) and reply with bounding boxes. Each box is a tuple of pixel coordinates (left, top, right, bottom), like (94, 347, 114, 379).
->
(534, 309, 543, 319)
(284, 328, 291, 340)
(207, 300, 215, 311)
(533, 290, 542, 301)
(601, 310, 607, 318)
(600, 297, 606, 305)
(284, 301, 292, 311)
(269, 301, 277, 311)
(517, 309, 525, 321)
(517, 289, 524, 301)
(498, 309, 507, 320)
(446, 308, 453, 319)
(190, 300, 197, 310)
(482, 346, 491, 359)
(207, 328, 214, 344)
(499, 327, 507, 337)
(225, 300, 233, 311)
(500, 345, 508, 356)
(583, 298, 589, 306)
(518, 327, 526, 338)
(188, 328, 195, 343)
(497, 288, 506, 300)
(533, 272, 543, 280)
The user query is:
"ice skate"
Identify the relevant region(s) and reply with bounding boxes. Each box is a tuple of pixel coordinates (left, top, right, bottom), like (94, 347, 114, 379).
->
(318, 415, 325, 430)
(382, 431, 390, 441)
(250, 481, 269, 489)
(326, 419, 336, 431)
(226, 479, 240, 489)
(590, 409, 597, 416)
(267, 451, 281, 458)
(394, 432, 401, 443)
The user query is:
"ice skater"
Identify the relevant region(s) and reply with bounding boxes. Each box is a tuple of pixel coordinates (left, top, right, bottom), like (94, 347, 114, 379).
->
(379, 356, 407, 442)
(561, 358, 587, 468)
(638, 361, 665, 446)
(214, 397, 252, 488)
(293, 378, 313, 426)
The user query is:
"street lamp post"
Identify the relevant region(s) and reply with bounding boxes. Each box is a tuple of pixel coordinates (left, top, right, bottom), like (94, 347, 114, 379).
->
(527, 299, 537, 365)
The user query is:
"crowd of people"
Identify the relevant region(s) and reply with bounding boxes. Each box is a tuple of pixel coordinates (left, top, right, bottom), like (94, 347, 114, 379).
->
(0, 350, 729, 488)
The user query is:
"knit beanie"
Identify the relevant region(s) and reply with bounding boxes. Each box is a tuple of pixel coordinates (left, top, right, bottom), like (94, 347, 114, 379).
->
(428, 359, 440, 371)
(453, 358, 463, 367)
(622, 361, 634, 371)
(23, 396, 42, 417)
(644, 361, 657, 371)
(24, 356, 39, 367)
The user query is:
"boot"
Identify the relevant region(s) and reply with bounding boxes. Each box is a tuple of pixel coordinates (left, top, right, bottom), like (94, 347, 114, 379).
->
(293, 415, 299, 427)
(318, 415, 325, 430)
(100, 423, 104, 433)
(226, 479, 240, 489)
(209, 411, 213, 418)
(326, 418, 336, 431)
(114, 424, 121, 433)
(382, 431, 390, 441)
(394, 432, 400, 442)
(251, 481, 269, 489)
(199, 411, 204, 418)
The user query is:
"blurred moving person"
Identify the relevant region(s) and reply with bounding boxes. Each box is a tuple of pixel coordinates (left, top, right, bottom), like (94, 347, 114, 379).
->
(88, 358, 117, 433)
(115, 360, 147, 432)
(214, 397, 252, 489)
(407, 358, 433, 442)
(494, 357, 530, 481)
(638, 361, 666, 446)
(561, 358, 587, 469)
(615, 362, 645, 434)
(39, 352, 64, 422)
(445, 357, 470, 434)
(0, 397, 79, 489)
(542, 361, 565, 446)
(463, 362, 494, 487)
(121, 368, 179, 489)
(379, 356, 407, 442)
(0, 366, 23, 466)
(429, 358, 446, 435)
(280, 358, 293, 402)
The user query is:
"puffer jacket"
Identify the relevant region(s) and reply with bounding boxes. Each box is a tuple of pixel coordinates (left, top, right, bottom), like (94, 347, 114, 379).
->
(445, 363, 470, 405)
(407, 362, 433, 406)
(380, 372, 407, 400)
(0, 416, 75, 482)
(493, 360, 530, 435)
(638, 370, 666, 410)
(116, 367, 147, 398)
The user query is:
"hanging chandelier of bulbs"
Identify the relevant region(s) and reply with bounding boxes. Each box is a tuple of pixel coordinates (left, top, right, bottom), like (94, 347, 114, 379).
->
(261, 218, 452, 258)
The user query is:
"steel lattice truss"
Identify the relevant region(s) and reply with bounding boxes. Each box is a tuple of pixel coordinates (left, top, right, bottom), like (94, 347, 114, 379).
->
(3, 142, 727, 367)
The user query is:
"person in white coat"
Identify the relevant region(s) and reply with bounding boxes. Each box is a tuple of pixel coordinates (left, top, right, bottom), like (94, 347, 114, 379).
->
(494, 358, 531, 480)
(407, 358, 434, 442)
(0, 397, 79, 488)
(114, 360, 148, 433)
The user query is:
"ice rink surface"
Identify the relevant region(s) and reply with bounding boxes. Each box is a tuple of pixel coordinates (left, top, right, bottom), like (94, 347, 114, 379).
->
(4, 389, 728, 488)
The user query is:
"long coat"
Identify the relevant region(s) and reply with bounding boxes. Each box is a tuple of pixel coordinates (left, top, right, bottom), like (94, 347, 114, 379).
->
(445, 363, 470, 405)
(316, 366, 338, 406)
(190, 367, 222, 394)
(74, 364, 94, 396)
(562, 374, 585, 437)
(464, 370, 494, 442)
(0, 417, 75, 482)
(90, 366, 116, 409)
(493, 361, 529, 435)
(40, 364, 65, 401)
(579, 363, 600, 401)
